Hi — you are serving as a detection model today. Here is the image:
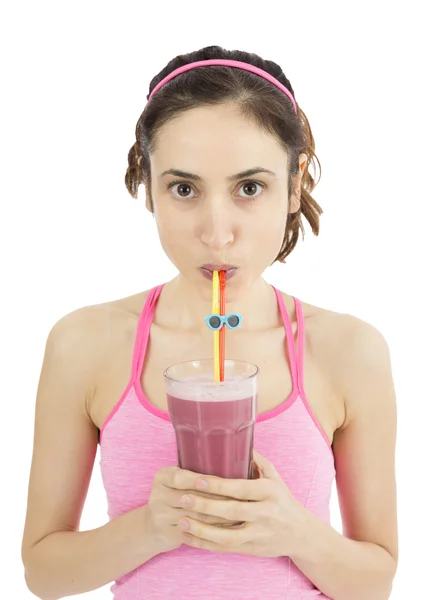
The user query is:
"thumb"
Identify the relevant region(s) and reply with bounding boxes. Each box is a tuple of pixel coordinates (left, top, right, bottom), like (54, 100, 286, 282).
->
(253, 450, 282, 482)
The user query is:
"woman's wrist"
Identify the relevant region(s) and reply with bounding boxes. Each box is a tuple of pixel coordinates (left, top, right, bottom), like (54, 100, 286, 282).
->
(135, 504, 167, 560)
(282, 501, 311, 559)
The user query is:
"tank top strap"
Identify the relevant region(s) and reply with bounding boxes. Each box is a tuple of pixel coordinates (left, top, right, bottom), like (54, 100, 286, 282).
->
(272, 286, 304, 395)
(130, 284, 165, 383)
(293, 296, 306, 396)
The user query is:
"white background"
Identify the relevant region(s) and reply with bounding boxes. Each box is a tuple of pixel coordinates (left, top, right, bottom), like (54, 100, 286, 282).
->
(1, 1, 421, 598)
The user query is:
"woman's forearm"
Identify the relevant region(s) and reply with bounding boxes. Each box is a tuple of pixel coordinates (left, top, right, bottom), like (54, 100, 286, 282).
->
(289, 508, 397, 600)
(23, 505, 159, 600)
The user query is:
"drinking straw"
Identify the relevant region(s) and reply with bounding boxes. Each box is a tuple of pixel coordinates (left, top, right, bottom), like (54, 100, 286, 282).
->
(212, 270, 220, 382)
(219, 270, 226, 381)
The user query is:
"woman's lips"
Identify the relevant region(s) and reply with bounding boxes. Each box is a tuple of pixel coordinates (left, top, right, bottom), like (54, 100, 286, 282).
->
(200, 267, 238, 281)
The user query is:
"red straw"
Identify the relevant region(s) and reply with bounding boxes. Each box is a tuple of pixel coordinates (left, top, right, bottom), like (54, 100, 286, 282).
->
(219, 271, 226, 381)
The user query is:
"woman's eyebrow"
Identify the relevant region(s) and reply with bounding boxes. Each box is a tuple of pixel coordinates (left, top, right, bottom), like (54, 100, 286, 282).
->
(159, 167, 277, 181)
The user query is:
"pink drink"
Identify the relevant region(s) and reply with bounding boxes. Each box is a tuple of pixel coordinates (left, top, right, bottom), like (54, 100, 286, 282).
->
(164, 360, 259, 480)
(167, 394, 255, 479)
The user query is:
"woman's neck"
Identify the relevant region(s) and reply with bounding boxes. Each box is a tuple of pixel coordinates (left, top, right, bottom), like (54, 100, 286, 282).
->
(154, 274, 282, 332)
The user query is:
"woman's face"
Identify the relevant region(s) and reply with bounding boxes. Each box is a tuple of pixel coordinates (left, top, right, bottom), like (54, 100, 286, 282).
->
(149, 103, 304, 297)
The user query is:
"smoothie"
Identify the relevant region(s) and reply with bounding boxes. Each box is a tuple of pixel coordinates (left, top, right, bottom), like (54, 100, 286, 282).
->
(167, 394, 256, 479)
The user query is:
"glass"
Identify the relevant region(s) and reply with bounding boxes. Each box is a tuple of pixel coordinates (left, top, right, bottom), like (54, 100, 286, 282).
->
(164, 359, 259, 479)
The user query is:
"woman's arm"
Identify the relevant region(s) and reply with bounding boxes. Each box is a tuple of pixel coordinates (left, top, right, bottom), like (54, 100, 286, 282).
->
(290, 316, 398, 600)
(21, 309, 161, 600)
(24, 506, 158, 600)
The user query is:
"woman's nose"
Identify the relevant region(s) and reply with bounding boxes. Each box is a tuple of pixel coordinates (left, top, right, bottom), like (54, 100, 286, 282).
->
(199, 204, 235, 251)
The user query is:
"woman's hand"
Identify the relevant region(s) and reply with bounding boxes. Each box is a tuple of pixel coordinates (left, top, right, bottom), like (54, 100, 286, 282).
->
(175, 451, 307, 557)
(144, 466, 240, 554)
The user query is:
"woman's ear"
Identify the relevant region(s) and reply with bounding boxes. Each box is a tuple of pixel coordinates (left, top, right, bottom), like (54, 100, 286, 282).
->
(289, 152, 308, 214)
(145, 190, 154, 215)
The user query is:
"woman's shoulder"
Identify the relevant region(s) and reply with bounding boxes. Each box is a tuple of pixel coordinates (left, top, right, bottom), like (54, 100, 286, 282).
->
(303, 299, 391, 414)
(298, 295, 381, 346)
(297, 295, 387, 376)
(47, 290, 152, 378)
(67, 288, 152, 324)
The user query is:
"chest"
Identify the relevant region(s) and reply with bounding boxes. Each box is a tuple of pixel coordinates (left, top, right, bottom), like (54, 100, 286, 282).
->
(92, 319, 344, 446)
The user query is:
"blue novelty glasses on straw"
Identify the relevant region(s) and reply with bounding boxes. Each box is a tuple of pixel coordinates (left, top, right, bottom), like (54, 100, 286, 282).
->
(204, 313, 243, 331)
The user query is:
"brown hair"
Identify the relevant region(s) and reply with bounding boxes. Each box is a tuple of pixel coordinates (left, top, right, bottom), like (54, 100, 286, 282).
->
(125, 45, 322, 264)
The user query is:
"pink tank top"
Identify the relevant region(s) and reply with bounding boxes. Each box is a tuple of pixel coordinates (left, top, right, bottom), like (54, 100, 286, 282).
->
(99, 285, 335, 599)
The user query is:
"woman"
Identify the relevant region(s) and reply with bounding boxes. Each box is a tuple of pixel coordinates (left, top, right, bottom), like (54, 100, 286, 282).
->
(21, 45, 398, 599)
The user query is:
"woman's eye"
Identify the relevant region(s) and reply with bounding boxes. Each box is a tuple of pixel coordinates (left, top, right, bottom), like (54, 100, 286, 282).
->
(238, 181, 265, 199)
(170, 182, 195, 199)
(168, 179, 265, 200)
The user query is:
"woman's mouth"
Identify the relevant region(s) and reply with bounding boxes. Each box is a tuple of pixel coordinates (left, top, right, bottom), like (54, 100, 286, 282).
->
(200, 264, 238, 281)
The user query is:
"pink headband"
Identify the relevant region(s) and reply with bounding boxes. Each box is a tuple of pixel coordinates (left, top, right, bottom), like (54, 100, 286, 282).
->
(148, 58, 297, 114)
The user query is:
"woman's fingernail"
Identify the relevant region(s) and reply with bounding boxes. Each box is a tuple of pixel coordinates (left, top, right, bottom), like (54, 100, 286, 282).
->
(195, 478, 208, 490)
(181, 495, 194, 508)
(179, 518, 190, 530)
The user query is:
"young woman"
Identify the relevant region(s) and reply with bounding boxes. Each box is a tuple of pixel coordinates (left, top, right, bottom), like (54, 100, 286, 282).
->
(22, 45, 398, 600)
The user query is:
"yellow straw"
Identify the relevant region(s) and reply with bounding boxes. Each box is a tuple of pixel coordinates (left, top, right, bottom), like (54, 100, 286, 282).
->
(212, 270, 220, 381)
